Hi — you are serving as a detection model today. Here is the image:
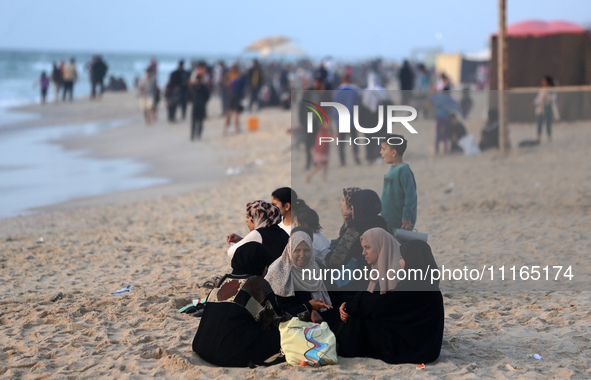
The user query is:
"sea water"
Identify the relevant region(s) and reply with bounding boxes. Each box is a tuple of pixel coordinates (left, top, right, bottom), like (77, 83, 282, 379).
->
(0, 120, 170, 219)
(0, 49, 236, 110)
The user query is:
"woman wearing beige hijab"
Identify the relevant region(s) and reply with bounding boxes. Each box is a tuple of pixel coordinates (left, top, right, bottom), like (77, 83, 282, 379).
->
(360, 227, 403, 294)
(336, 228, 444, 364)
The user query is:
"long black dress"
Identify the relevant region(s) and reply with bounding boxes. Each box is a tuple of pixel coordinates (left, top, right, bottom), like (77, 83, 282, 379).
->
(336, 240, 445, 364)
(192, 274, 281, 367)
(336, 283, 444, 364)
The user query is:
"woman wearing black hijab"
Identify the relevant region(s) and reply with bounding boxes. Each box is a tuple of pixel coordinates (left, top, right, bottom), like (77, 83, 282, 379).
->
(324, 189, 389, 299)
(192, 242, 283, 367)
(336, 239, 445, 365)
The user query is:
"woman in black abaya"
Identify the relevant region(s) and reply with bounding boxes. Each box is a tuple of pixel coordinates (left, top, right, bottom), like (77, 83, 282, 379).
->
(192, 242, 283, 367)
(336, 229, 444, 364)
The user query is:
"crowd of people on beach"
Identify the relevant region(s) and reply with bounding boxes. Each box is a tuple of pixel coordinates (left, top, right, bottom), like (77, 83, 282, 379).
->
(190, 135, 445, 368)
(36, 55, 128, 105)
(134, 56, 457, 142)
(35, 54, 555, 150)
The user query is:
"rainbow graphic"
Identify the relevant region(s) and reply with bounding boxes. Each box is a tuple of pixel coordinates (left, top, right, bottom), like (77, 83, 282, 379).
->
(303, 100, 328, 124)
(303, 325, 329, 365)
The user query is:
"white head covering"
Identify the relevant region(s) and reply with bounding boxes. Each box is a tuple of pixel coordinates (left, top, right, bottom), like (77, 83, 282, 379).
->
(362, 72, 389, 113)
(265, 231, 331, 305)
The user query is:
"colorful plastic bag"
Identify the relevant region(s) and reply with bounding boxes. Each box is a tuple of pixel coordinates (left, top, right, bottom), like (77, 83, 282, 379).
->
(278, 318, 338, 367)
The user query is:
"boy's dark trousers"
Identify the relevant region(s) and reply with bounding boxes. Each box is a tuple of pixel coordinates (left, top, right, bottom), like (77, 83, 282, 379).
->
(191, 116, 204, 140)
(338, 130, 361, 166)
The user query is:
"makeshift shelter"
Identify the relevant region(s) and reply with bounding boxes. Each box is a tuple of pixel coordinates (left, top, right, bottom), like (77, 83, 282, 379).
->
(436, 53, 462, 86)
(435, 51, 489, 88)
(489, 20, 591, 121)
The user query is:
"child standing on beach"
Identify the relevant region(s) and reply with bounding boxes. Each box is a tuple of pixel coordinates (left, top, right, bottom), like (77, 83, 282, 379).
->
(430, 88, 460, 154)
(379, 135, 417, 233)
(138, 69, 157, 125)
(305, 123, 332, 183)
(533, 75, 559, 143)
(38, 71, 50, 104)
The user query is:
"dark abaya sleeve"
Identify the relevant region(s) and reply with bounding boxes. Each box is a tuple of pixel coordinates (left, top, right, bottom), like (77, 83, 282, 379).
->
(275, 292, 313, 318)
(344, 291, 380, 318)
(325, 227, 361, 269)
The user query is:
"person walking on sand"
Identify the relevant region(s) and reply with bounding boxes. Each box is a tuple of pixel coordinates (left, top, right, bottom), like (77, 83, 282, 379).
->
(333, 74, 362, 166)
(361, 72, 390, 164)
(430, 88, 460, 154)
(147, 57, 158, 77)
(138, 69, 157, 125)
(306, 122, 332, 183)
(299, 76, 329, 170)
(398, 60, 415, 106)
(50, 62, 62, 103)
(37, 71, 50, 104)
(247, 59, 264, 112)
(88, 55, 108, 99)
(214, 61, 229, 116)
(224, 65, 246, 135)
(62, 58, 78, 101)
(168, 60, 190, 122)
(189, 75, 210, 141)
(534, 75, 559, 143)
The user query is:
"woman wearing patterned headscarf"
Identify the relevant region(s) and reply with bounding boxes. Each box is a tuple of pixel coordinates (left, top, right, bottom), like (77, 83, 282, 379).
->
(265, 228, 337, 326)
(338, 187, 361, 237)
(227, 200, 289, 262)
(336, 237, 444, 364)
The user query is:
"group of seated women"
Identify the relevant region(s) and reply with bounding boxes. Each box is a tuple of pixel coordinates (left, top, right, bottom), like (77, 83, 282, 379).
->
(192, 186, 444, 367)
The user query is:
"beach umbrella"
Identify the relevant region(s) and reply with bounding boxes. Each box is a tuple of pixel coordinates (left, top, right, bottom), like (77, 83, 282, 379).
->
(265, 41, 306, 57)
(244, 36, 306, 57)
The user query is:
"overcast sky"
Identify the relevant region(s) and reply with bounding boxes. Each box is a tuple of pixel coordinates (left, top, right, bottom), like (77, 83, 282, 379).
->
(0, 0, 587, 59)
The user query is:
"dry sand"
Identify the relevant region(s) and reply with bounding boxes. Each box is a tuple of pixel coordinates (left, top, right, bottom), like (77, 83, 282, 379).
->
(1, 92, 590, 379)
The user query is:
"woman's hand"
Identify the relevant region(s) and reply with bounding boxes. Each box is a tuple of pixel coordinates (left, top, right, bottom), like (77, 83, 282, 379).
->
(309, 299, 332, 311)
(339, 303, 350, 322)
(226, 233, 242, 244)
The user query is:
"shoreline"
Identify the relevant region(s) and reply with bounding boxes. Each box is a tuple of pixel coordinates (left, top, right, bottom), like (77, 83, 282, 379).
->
(1, 92, 249, 219)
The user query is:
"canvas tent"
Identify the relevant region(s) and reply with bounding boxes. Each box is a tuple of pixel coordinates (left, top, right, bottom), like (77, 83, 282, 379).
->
(489, 20, 591, 121)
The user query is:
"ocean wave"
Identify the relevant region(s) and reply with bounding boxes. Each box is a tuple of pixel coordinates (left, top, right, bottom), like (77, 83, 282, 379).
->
(32, 61, 53, 72)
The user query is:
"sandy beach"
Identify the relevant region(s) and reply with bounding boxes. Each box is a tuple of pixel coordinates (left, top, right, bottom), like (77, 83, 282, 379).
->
(1, 91, 590, 379)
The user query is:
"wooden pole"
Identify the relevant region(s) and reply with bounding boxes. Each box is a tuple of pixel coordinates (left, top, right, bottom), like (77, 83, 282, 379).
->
(498, 0, 508, 155)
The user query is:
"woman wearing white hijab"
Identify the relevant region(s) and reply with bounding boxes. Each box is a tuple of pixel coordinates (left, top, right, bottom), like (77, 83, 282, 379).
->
(361, 72, 389, 114)
(265, 228, 334, 324)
